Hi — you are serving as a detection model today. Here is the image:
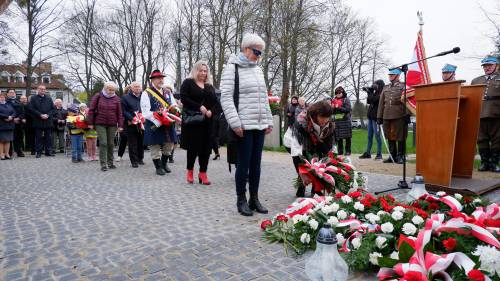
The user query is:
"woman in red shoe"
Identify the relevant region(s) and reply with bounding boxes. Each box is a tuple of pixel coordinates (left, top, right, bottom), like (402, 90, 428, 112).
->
(180, 60, 218, 185)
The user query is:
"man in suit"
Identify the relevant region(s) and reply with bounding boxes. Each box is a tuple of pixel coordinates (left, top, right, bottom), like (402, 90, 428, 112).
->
(28, 85, 55, 158)
(471, 56, 500, 172)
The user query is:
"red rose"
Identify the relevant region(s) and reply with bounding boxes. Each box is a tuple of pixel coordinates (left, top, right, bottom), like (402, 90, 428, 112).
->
(387, 194, 395, 202)
(428, 203, 440, 211)
(418, 194, 428, 200)
(335, 192, 345, 199)
(464, 196, 473, 204)
(467, 269, 485, 281)
(414, 208, 428, 219)
(426, 196, 437, 203)
(403, 271, 426, 281)
(348, 191, 362, 199)
(398, 234, 416, 250)
(364, 193, 377, 202)
(276, 215, 288, 222)
(411, 201, 421, 208)
(380, 198, 394, 212)
(260, 220, 272, 230)
(360, 198, 372, 208)
(344, 175, 350, 181)
(442, 237, 457, 251)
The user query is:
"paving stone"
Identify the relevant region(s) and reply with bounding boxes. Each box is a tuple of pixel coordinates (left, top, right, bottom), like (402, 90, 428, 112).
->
(1, 151, 497, 281)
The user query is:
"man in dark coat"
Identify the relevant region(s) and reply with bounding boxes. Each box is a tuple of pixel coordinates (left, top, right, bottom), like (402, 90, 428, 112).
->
(52, 99, 67, 153)
(471, 56, 500, 172)
(6, 89, 26, 157)
(121, 81, 144, 168)
(28, 85, 55, 158)
(360, 80, 385, 160)
(377, 69, 408, 164)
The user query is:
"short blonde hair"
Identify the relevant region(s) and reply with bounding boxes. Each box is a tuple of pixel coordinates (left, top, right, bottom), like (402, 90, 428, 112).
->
(241, 33, 266, 51)
(188, 60, 212, 85)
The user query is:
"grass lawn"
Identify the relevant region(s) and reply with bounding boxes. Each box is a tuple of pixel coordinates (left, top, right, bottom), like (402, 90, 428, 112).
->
(268, 128, 416, 154)
(351, 129, 416, 154)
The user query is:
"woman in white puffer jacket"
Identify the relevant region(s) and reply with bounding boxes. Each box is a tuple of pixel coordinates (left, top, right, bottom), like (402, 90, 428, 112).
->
(220, 33, 273, 217)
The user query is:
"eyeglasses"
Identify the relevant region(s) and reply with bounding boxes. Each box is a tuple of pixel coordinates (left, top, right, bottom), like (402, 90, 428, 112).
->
(252, 48, 262, 57)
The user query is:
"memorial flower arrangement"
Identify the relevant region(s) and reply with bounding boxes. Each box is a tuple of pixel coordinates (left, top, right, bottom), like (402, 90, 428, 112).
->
(297, 152, 367, 194)
(262, 191, 500, 281)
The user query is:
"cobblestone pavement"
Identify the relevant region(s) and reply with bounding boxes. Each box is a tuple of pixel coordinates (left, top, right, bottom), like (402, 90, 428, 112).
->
(0, 149, 498, 281)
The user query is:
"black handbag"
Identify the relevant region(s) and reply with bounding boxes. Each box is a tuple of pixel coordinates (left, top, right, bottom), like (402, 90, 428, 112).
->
(226, 65, 240, 171)
(182, 109, 205, 126)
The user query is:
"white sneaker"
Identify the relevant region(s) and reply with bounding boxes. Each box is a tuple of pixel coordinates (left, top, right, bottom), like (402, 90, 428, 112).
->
(116, 157, 122, 162)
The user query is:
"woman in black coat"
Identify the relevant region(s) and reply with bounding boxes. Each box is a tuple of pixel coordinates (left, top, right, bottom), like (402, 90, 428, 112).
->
(331, 86, 352, 156)
(0, 92, 16, 160)
(180, 61, 218, 185)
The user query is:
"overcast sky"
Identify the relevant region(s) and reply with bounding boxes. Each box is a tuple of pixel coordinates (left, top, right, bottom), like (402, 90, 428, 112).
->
(348, 0, 499, 83)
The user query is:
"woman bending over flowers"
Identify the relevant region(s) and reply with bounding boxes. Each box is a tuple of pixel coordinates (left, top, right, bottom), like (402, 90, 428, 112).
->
(291, 100, 336, 197)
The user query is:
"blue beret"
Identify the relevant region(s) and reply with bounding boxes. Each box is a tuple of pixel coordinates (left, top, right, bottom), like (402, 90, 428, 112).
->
(388, 68, 402, 75)
(442, 64, 457, 73)
(481, 56, 499, 65)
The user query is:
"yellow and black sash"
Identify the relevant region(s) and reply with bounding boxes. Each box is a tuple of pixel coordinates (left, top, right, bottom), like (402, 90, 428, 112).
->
(146, 86, 170, 109)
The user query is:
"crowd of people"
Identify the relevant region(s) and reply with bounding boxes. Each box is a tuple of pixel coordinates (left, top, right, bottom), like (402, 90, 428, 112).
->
(1, 32, 499, 215)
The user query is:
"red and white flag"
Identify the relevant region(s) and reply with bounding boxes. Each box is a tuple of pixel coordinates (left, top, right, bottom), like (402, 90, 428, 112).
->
(405, 30, 432, 114)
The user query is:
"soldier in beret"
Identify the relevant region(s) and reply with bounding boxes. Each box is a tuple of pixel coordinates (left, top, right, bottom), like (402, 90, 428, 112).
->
(377, 68, 409, 164)
(471, 56, 500, 172)
(442, 64, 457, 81)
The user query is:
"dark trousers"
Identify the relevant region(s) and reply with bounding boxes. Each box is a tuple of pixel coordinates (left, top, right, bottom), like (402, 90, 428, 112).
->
(337, 138, 351, 155)
(35, 128, 52, 155)
(186, 149, 210, 172)
(235, 130, 265, 195)
(13, 124, 25, 153)
(478, 118, 500, 151)
(25, 126, 35, 151)
(52, 130, 65, 152)
(126, 125, 144, 164)
(118, 131, 128, 157)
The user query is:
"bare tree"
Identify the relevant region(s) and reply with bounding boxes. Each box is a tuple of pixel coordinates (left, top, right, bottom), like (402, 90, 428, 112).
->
(60, 0, 97, 100)
(6, 0, 65, 96)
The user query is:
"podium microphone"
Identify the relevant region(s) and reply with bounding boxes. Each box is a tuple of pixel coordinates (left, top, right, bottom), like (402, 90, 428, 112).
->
(435, 47, 460, 57)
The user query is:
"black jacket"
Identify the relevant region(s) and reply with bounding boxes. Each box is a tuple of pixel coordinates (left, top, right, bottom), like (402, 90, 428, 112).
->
(0, 102, 16, 131)
(52, 107, 68, 132)
(7, 98, 24, 119)
(28, 94, 55, 129)
(367, 80, 385, 120)
(121, 91, 142, 123)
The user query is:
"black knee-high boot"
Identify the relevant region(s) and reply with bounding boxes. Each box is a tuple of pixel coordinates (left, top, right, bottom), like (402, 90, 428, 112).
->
(490, 150, 500, 173)
(397, 141, 405, 164)
(478, 148, 491, 172)
(383, 141, 397, 163)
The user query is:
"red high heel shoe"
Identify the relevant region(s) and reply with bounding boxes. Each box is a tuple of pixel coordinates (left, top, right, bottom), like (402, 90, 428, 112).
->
(198, 172, 211, 185)
(186, 170, 194, 184)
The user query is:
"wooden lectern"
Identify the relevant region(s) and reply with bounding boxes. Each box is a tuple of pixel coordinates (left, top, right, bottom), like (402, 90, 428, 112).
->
(413, 81, 499, 195)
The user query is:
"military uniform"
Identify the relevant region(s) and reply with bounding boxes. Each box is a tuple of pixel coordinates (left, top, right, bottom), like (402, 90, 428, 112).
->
(471, 70, 500, 172)
(377, 79, 408, 163)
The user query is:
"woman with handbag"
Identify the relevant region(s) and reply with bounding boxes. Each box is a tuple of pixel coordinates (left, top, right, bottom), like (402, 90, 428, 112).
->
(180, 60, 218, 185)
(220, 33, 274, 217)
